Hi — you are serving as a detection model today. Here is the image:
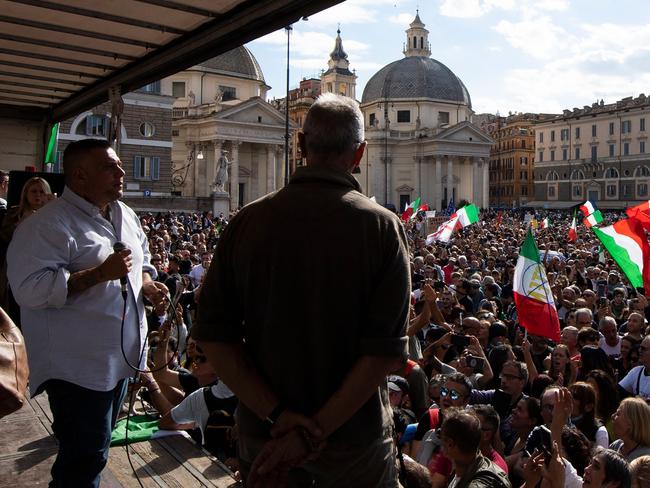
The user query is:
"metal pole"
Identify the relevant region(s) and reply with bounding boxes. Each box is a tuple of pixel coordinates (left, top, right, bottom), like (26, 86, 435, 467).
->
(284, 25, 292, 187)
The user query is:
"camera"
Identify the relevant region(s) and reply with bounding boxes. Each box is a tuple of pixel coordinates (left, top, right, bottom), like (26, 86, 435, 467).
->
(451, 334, 471, 348)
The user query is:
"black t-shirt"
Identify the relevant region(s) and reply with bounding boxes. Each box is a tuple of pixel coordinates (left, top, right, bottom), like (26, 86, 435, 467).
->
(178, 371, 200, 395)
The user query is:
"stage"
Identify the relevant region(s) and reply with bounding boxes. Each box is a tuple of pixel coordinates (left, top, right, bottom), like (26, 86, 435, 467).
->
(0, 394, 239, 487)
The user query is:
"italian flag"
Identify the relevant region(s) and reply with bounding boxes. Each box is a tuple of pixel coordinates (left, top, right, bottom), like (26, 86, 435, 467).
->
(454, 204, 479, 228)
(426, 216, 459, 244)
(540, 217, 549, 229)
(513, 229, 560, 341)
(401, 197, 421, 221)
(579, 200, 598, 217)
(627, 201, 650, 230)
(567, 213, 578, 242)
(592, 219, 650, 293)
(583, 210, 603, 228)
(413, 203, 429, 220)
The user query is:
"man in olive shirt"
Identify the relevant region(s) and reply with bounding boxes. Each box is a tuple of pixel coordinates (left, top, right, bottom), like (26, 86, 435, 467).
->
(193, 93, 410, 487)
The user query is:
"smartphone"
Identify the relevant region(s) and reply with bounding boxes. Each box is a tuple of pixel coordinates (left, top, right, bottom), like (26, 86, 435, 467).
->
(539, 426, 553, 464)
(466, 355, 485, 372)
(598, 297, 608, 308)
(451, 334, 471, 348)
(597, 281, 607, 298)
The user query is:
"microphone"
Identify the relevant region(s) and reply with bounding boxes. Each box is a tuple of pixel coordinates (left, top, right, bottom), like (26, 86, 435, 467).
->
(113, 241, 128, 298)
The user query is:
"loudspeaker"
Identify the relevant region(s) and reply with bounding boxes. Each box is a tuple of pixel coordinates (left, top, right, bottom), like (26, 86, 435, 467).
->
(7, 171, 65, 208)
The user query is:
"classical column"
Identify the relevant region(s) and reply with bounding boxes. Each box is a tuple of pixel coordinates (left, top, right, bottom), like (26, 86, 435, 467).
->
(446, 156, 454, 205)
(386, 156, 392, 206)
(413, 156, 421, 197)
(481, 158, 490, 208)
(192, 142, 202, 197)
(471, 157, 480, 204)
(212, 140, 223, 190)
(276, 146, 284, 188)
(266, 145, 276, 193)
(230, 141, 240, 210)
(435, 157, 442, 211)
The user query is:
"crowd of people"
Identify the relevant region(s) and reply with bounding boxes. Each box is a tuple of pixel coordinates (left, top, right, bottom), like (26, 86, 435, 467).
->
(3, 94, 650, 488)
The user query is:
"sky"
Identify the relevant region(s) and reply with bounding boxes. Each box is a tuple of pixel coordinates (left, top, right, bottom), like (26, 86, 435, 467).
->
(248, 0, 650, 115)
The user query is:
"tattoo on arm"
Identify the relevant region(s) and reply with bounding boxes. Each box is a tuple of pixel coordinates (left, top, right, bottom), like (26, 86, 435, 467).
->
(67, 267, 104, 297)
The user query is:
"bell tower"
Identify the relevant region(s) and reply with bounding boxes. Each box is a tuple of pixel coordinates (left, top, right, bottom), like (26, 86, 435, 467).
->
(320, 27, 357, 99)
(403, 10, 431, 58)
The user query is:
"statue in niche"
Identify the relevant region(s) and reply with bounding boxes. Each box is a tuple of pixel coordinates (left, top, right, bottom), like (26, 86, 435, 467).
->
(214, 87, 223, 104)
(187, 90, 196, 106)
(214, 149, 230, 192)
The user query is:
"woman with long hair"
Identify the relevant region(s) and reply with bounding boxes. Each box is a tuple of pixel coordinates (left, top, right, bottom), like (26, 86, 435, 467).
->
(629, 455, 650, 488)
(547, 343, 575, 386)
(610, 397, 650, 462)
(586, 369, 621, 441)
(0, 176, 53, 323)
(569, 381, 609, 448)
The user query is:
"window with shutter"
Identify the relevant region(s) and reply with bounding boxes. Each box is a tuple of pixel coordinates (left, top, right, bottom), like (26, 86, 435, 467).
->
(134, 156, 142, 179)
(152, 157, 160, 180)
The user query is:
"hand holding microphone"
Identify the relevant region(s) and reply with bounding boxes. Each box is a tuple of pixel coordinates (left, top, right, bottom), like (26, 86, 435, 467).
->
(97, 241, 132, 297)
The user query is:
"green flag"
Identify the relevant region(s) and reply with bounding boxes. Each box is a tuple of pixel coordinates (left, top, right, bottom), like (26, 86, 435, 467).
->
(45, 123, 59, 166)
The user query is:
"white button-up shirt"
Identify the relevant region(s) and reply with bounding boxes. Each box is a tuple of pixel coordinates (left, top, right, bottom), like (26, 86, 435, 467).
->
(7, 187, 155, 394)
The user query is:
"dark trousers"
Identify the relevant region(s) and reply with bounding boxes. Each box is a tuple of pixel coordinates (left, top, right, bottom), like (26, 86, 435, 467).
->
(45, 378, 128, 488)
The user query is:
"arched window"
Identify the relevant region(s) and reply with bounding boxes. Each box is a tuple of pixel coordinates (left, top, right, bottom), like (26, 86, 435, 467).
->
(634, 165, 650, 177)
(547, 171, 559, 181)
(420, 37, 423, 49)
(413, 37, 417, 48)
(571, 170, 585, 180)
(604, 167, 619, 178)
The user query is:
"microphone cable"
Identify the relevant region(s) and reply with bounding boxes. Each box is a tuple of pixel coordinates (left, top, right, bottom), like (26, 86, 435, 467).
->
(117, 275, 185, 487)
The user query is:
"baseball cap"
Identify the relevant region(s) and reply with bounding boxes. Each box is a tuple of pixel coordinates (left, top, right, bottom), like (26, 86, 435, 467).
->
(387, 375, 409, 394)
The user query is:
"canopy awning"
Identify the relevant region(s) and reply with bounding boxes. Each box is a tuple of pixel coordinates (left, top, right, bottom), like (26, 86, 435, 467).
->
(0, 0, 343, 122)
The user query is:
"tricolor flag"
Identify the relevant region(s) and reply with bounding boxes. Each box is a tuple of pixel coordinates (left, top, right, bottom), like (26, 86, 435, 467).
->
(45, 122, 59, 167)
(426, 216, 459, 244)
(513, 229, 561, 342)
(579, 200, 599, 217)
(412, 203, 429, 221)
(583, 210, 603, 228)
(401, 197, 421, 221)
(453, 204, 479, 228)
(626, 201, 650, 230)
(592, 219, 650, 294)
(540, 217, 550, 229)
(568, 213, 578, 242)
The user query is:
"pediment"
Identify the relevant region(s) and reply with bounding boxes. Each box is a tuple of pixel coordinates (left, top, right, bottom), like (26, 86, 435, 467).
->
(441, 174, 461, 184)
(434, 121, 495, 144)
(396, 184, 414, 192)
(239, 166, 252, 178)
(586, 179, 600, 188)
(216, 97, 297, 127)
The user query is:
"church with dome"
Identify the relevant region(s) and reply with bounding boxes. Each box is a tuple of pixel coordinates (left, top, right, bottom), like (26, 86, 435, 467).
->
(162, 45, 293, 212)
(359, 12, 493, 211)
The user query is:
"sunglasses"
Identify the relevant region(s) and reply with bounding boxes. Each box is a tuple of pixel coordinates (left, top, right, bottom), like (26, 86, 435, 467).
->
(440, 386, 463, 401)
(194, 355, 208, 364)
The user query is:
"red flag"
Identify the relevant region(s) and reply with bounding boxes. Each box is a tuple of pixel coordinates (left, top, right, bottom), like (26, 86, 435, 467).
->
(627, 200, 650, 230)
(496, 211, 503, 227)
(567, 214, 577, 242)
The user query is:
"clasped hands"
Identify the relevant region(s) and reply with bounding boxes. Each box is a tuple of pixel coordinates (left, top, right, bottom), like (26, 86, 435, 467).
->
(248, 411, 326, 488)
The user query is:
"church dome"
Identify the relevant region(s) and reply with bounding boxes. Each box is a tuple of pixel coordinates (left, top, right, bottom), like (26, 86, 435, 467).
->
(361, 12, 471, 108)
(361, 56, 471, 107)
(194, 46, 266, 83)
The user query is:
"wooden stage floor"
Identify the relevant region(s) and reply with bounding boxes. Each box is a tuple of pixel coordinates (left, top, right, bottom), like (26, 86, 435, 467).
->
(0, 394, 240, 488)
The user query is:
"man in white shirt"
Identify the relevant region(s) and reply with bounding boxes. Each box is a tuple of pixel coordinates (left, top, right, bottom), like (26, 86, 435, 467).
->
(619, 335, 650, 400)
(599, 316, 622, 357)
(188, 251, 211, 286)
(7, 139, 168, 488)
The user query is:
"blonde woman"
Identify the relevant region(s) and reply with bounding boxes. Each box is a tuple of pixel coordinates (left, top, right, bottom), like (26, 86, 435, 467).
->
(0, 177, 54, 321)
(610, 397, 650, 462)
(629, 455, 650, 488)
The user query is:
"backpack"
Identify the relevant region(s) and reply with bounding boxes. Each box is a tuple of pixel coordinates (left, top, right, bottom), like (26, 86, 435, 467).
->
(202, 386, 238, 460)
(414, 408, 440, 467)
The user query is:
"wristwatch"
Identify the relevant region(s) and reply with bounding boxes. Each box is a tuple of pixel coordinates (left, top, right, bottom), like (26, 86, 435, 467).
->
(265, 403, 285, 426)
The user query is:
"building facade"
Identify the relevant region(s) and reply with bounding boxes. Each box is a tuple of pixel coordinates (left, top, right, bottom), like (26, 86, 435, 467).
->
(164, 46, 292, 212)
(359, 13, 493, 211)
(533, 94, 650, 208)
(488, 114, 541, 207)
(56, 85, 174, 210)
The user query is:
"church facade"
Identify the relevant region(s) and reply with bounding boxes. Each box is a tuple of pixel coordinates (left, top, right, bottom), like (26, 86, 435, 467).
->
(163, 47, 293, 212)
(358, 13, 493, 211)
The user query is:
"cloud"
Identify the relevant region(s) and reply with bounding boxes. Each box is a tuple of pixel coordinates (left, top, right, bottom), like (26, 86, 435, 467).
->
(493, 15, 570, 60)
(439, 0, 517, 18)
(305, 0, 401, 27)
(439, 0, 487, 18)
(389, 13, 414, 26)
